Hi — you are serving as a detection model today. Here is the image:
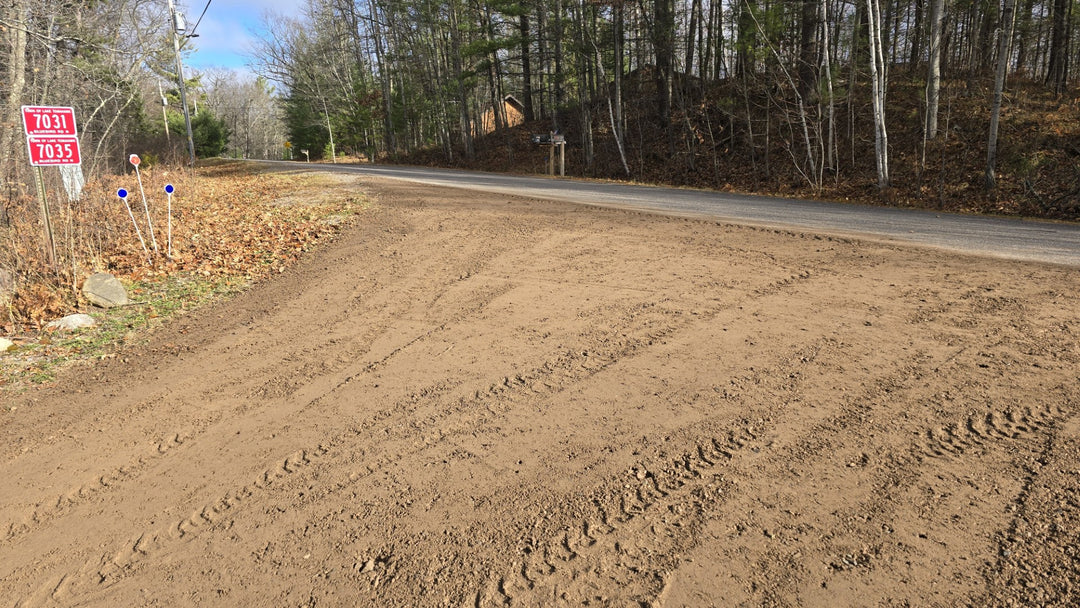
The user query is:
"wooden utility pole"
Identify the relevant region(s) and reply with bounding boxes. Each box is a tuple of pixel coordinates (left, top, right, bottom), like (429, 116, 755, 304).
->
(167, 0, 196, 166)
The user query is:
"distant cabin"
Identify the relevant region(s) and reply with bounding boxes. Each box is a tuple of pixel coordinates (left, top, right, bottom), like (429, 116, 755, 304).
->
(480, 95, 526, 135)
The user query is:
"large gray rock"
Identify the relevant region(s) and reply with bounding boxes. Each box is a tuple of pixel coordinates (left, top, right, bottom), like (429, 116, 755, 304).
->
(46, 313, 97, 332)
(0, 337, 13, 352)
(82, 272, 129, 308)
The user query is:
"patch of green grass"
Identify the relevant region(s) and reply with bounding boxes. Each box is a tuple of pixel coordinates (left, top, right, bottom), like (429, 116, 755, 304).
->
(1, 273, 246, 395)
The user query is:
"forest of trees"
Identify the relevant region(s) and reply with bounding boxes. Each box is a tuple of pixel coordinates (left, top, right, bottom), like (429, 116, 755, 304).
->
(1, 0, 1078, 216)
(256, 0, 1078, 196)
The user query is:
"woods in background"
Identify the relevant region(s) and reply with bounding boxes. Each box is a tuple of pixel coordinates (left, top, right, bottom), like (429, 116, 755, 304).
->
(254, 0, 1077, 204)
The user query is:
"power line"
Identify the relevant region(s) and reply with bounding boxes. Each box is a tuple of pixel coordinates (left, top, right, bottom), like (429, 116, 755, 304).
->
(188, 0, 213, 38)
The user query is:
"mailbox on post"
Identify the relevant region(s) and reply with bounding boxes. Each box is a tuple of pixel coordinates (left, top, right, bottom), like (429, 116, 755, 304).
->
(532, 132, 566, 176)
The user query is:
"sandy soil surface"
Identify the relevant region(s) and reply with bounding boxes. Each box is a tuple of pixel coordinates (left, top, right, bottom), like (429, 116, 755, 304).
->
(2, 172, 1079, 607)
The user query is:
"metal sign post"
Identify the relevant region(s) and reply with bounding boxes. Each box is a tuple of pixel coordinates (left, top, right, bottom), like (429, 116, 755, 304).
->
(164, 184, 175, 259)
(130, 154, 158, 252)
(117, 188, 151, 264)
(32, 167, 56, 267)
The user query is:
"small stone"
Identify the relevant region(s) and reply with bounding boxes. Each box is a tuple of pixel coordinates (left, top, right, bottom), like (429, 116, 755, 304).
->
(0, 337, 13, 352)
(82, 273, 129, 308)
(361, 559, 376, 573)
(46, 314, 97, 332)
(636, 468, 647, 480)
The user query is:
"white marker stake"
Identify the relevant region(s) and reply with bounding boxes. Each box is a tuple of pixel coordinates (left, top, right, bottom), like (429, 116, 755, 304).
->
(117, 188, 150, 263)
(130, 154, 158, 252)
(164, 184, 175, 259)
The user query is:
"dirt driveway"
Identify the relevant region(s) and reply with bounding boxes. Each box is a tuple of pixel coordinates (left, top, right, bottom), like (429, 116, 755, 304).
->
(2, 173, 1078, 607)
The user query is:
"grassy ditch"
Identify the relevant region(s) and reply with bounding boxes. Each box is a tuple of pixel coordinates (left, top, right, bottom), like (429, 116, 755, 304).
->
(1, 161, 369, 397)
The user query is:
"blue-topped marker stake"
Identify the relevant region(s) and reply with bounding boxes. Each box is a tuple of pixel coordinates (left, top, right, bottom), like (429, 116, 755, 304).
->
(130, 154, 158, 252)
(164, 183, 175, 259)
(117, 188, 150, 263)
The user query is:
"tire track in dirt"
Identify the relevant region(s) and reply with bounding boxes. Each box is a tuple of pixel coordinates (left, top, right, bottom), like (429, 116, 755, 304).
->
(13, 265, 821, 606)
(915, 402, 1072, 459)
(1, 214, 524, 557)
(481, 342, 833, 607)
(2, 432, 188, 543)
(644, 342, 946, 606)
(667, 285, 1080, 606)
(975, 412, 1080, 606)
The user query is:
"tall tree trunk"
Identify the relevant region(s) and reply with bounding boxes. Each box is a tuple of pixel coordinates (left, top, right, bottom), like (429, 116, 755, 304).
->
(520, 12, 535, 121)
(592, 21, 630, 176)
(908, 0, 925, 71)
(654, 0, 674, 126)
(737, 0, 757, 77)
(1, 0, 29, 204)
(1014, 0, 1037, 74)
(986, 0, 1017, 189)
(976, 0, 998, 73)
(867, 0, 890, 189)
(799, 0, 820, 98)
(849, 0, 867, 167)
(576, 0, 594, 168)
(925, 0, 944, 139)
(1046, 0, 1070, 93)
(537, 0, 549, 119)
(686, 0, 701, 75)
(448, 0, 473, 159)
(368, 1, 395, 154)
(822, 0, 837, 174)
(703, 0, 715, 80)
(614, 2, 625, 141)
(553, 0, 564, 129)
(483, 4, 505, 131)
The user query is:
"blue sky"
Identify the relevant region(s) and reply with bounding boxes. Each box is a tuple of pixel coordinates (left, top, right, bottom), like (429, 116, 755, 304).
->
(179, 0, 307, 74)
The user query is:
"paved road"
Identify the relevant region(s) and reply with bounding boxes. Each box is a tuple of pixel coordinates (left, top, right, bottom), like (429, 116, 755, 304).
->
(271, 161, 1080, 267)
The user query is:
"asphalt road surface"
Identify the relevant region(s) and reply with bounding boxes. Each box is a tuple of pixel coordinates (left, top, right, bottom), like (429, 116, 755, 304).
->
(268, 161, 1080, 267)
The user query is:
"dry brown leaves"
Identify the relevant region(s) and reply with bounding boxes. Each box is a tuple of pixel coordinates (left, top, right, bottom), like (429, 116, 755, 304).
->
(0, 161, 360, 334)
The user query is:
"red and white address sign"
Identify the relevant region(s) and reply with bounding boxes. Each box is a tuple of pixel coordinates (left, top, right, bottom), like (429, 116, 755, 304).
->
(22, 106, 77, 136)
(27, 136, 82, 166)
(22, 106, 81, 166)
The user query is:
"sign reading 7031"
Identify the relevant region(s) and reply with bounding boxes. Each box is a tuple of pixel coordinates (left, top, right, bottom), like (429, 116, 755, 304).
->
(22, 106, 81, 166)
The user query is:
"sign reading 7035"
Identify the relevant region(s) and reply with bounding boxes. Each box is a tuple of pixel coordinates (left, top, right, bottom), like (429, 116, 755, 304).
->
(27, 137, 81, 166)
(22, 106, 81, 166)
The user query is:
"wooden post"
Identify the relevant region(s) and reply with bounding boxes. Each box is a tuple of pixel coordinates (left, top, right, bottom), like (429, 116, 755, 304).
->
(559, 142, 565, 176)
(34, 167, 57, 267)
(548, 132, 555, 176)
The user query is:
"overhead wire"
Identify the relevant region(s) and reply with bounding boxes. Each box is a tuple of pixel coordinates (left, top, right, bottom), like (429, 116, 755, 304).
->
(187, 0, 213, 37)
